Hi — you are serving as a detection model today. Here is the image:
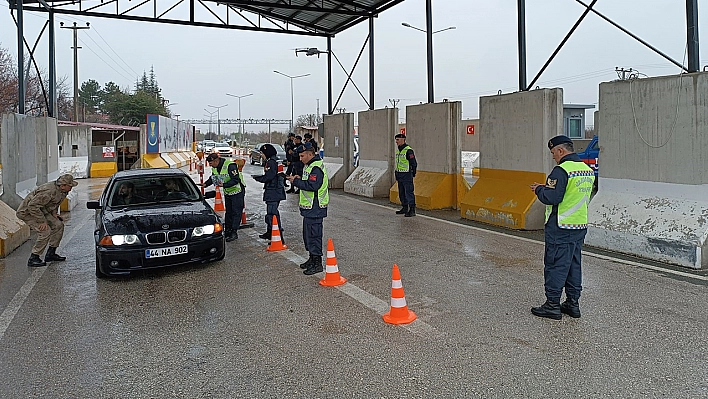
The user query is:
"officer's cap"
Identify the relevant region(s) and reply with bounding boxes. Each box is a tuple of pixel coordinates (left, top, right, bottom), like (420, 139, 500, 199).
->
(297, 142, 314, 154)
(394, 133, 406, 139)
(205, 153, 219, 162)
(294, 135, 302, 140)
(548, 135, 573, 150)
(304, 133, 313, 139)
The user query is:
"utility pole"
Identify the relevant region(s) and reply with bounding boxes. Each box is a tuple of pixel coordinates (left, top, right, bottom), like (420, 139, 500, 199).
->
(389, 98, 400, 108)
(316, 98, 320, 122)
(60, 21, 90, 122)
(207, 104, 228, 141)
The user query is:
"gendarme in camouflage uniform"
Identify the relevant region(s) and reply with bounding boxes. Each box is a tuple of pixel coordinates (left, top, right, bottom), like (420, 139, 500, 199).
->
(16, 174, 78, 267)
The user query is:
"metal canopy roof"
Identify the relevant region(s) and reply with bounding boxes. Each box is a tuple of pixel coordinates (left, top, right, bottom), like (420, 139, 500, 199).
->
(219, 0, 406, 35)
(16, 0, 407, 37)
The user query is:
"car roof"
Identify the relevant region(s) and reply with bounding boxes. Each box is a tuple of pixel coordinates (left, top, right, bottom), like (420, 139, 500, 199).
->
(112, 168, 189, 179)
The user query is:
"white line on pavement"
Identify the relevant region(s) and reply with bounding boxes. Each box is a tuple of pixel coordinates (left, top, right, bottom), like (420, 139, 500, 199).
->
(358, 199, 708, 282)
(0, 213, 92, 341)
(247, 229, 439, 336)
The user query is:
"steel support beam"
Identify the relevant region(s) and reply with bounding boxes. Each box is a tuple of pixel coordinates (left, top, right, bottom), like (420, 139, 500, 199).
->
(369, 16, 374, 110)
(328, 36, 333, 115)
(49, 10, 57, 117)
(517, 0, 527, 91)
(425, 0, 434, 103)
(687, 0, 700, 72)
(17, 0, 25, 114)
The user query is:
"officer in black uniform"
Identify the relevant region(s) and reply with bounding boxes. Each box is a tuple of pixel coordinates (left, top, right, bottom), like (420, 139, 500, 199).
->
(530, 135, 594, 320)
(285, 142, 328, 275)
(252, 144, 287, 240)
(201, 153, 244, 242)
(287, 136, 304, 194)
(394, 133, 418, 217)
(284, 132, 296, 179)
(303, 132, 319, 152)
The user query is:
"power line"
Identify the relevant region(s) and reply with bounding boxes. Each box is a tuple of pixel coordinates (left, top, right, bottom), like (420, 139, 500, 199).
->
(78, 37, 134, 83)
(91, 27, 139, 77)
(80, 30, 137, 80)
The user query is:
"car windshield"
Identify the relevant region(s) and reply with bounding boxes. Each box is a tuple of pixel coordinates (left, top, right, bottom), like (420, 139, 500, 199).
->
(215, 143, 230, 147)
(108, 176, 201, 207)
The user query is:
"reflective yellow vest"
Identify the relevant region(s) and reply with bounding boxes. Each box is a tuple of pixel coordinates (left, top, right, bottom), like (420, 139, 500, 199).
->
(211, 159, 244, 195)
(545, 161, 595, 229)
(299, 160, 329, 209)
(395, 145, 412, 172)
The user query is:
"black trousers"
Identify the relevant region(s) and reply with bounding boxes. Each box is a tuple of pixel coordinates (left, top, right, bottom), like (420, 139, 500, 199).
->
(543, 238, 584, 302)
(302, 217, 323, 257)
(397, 180, 415, 206)
(265, 201, 282, 232)
(224, 191, 245, 233)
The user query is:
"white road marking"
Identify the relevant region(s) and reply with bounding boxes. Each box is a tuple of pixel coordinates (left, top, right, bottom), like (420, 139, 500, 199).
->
(0, 213, 92, 341)
(359, 199, 708, 282)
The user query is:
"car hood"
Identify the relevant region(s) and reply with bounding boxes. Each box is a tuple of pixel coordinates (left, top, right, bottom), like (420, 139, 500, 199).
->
(103, 201, 218, 234)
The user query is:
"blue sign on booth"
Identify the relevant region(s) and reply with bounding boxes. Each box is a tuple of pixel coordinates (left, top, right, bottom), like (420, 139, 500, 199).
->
(146, 114, 160, 153)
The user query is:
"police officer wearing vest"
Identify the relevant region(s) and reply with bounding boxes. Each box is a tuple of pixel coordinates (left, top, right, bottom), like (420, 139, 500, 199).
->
(530, 135, 595, 320)
(285, 142, 329, 275)
(394, 133, 417, 217)
(202, 153, 245, 242)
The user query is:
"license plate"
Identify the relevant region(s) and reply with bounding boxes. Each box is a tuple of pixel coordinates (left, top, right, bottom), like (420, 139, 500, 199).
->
(145, 245, 188, 258)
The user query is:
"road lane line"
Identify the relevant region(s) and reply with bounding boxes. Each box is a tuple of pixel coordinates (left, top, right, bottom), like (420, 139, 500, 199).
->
(245, 229, 439, 336)
(356, 199, 708, 282)
(0, 213, 92, 341)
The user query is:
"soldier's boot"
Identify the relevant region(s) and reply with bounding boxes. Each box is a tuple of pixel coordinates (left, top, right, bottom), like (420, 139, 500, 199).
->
(299, 255, 314, 269)
(28, 253, 47, 267)
(404, 205, 416, 217)
(303, 256, 323, 275)
(258, 229, 272, 240)
(44, 246, 66, 262)
(531, 300, 562, 320)
(395, 205, 408, 215)
(560, 297, 581, 318)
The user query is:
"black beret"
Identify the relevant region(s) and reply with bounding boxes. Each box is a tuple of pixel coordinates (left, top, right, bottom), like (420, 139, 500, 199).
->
(297, 142, 314, 153)
(295, 135, 302, 140)
(205, 153, 219, 161)
(288, 132, 295, 137)
(548, 135, 573, 150)
(260, 143, 277, 158)
(304, 133, 313, 139)
(395, 133, 406, 139)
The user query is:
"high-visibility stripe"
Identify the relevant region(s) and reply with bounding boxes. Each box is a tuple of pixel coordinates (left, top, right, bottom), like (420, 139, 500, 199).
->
(327, 250, 335, 257)
(392, 279, 403, 289)
(326, 265, 338, 273)
(391, 297, 407, 308)
(272, 236, 281, 242)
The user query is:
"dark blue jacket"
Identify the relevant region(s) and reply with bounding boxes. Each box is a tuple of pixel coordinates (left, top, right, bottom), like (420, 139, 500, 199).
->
(293, 156, 328, 219)
(534, 153, 587, 244)
(252, 157, 286, 202)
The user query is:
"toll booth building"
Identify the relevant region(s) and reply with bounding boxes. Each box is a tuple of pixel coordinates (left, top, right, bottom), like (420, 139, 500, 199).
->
(563, 104, 595, 139)
(58, 121, 141, 178)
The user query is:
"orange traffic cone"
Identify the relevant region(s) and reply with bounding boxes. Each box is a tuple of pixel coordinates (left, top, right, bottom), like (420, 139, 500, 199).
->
(213, 186, 225, 212)
(239, 207, 254, 229)
(266, 215, 287, 252)
(382, 264, 417, 325)
(319, 238, 347, 287)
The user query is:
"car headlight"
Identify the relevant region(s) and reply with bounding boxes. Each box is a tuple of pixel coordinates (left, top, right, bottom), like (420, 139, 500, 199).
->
(99, 234, 139, 246)
(193, 224, 221, 236)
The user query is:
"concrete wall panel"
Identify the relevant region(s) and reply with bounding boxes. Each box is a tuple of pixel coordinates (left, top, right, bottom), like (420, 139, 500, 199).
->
(598, 73, 708, 184)
(344, 108, 397, 197)
(323, 113, 353, 189)
(460, 119, 480, 152)
(1, 114, 38, 208)
(58, 125, 90, 157)
(406, 101, 461, 174)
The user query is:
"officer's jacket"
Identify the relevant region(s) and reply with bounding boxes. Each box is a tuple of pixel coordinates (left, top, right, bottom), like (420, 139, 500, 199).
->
(16, 181, 67, 223)
(293, 156, 328, 219)
(394, 144, 417, 182)
(534, 153, 588, 244)
(204, 159, 243, 194)
(253, 157, 286, 202)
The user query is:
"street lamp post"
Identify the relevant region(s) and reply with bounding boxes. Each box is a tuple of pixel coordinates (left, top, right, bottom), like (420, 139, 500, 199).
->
(273, 71, 310, 134)
(207, 104, 228, 142)
(402, 8, 456, 104)
(204, 108, 217, 139)
(226, 93, 253, 144)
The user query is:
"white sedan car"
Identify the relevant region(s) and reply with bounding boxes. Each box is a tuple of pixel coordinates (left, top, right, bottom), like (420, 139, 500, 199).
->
(212, 142, 235, 157)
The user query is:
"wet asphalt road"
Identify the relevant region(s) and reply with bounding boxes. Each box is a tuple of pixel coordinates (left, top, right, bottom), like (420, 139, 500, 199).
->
(0, 162, 707, 398)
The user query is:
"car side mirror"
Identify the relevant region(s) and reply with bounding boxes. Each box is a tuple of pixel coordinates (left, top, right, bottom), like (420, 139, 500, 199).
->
(86, 201, 101, 210)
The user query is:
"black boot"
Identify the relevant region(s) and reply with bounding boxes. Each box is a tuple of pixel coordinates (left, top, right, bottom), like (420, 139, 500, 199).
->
(44, 246, 66, 262)
(303, 256, 323, 275)
(225, 230, 238, 242)
(395, 205, 408, 215)
(300, 255, 314, 269)
(531, 300, 562, 320)
(258, 230, 272, 240)
(404, 205, 416, 217)
(560, 297, 581, 318)
(28, 253, 47, 267)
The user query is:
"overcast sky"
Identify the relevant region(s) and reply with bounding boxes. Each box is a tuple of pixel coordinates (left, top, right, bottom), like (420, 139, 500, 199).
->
(1, 0, 706, 133)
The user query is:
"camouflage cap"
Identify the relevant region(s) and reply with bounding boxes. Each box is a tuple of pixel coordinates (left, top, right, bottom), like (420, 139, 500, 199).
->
(57, 174, 78, 187)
